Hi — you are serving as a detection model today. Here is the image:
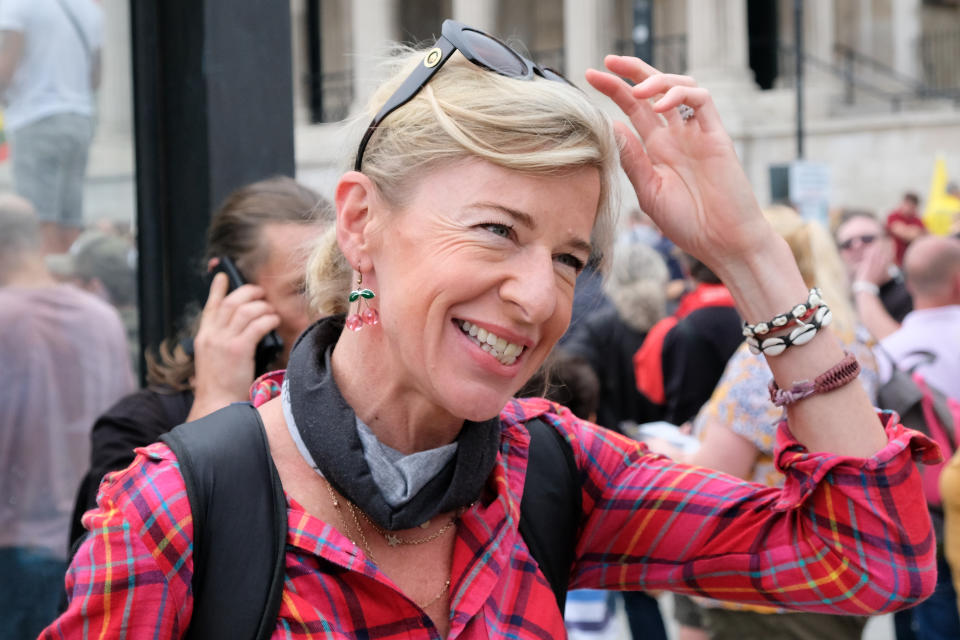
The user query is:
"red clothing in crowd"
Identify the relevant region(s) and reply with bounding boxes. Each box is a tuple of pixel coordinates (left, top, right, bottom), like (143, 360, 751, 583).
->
(886, 209, 927, 265)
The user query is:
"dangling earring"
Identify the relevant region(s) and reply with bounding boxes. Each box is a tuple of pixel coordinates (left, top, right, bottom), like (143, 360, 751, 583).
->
(345, 273, 379, 332)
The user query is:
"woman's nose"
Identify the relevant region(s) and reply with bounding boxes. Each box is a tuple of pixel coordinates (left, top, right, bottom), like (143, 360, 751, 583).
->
(500, 252, 558, 324)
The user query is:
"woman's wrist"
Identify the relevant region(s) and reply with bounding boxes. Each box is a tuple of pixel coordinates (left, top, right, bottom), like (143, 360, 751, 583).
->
(712, 235, 810, 324)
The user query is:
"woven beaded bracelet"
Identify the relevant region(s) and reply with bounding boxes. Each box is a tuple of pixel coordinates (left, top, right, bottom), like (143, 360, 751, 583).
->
(741, 288, 824, 339)
(768, 351, 861, 407)
(745, 304, 832, 356)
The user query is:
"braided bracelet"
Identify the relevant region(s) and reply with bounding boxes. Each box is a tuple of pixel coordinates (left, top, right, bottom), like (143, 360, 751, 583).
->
(746, 304, 832, 356)
(742, 288, 823, 338)
(768, 351, 861, 407)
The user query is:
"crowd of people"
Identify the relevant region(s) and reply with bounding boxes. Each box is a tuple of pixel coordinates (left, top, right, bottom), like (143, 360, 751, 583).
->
(2, 11, 960, 640)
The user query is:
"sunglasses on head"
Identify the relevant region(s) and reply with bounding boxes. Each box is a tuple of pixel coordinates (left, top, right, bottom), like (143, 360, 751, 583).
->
(354, 19, 571, 171)
(838, 234, 878, 251)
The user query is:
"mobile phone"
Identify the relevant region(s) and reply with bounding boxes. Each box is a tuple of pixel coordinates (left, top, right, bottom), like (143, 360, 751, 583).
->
(208, 255, 284, 376)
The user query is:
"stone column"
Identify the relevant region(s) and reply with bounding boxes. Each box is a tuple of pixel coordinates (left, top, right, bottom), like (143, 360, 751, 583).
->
(892, 0, 922, 78)
(685, 0, 756, 89)
(804, 0, 835, 64)
(452, 0, 497, 33)
(563, 0, 609, 88)
(802, 0, 838, 117)
(351, 0, 397, 111)
(97, 0, 132, 137)
(290, 0, 308, 124)
(858, 0, 875, 56)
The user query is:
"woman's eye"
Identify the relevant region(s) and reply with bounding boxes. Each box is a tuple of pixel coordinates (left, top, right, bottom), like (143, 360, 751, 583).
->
(555, 253, 586, 273)
(482, 223, 514, 239)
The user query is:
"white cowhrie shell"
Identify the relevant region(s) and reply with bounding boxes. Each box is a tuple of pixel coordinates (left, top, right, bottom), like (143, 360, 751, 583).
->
(742, 325, 754, 338)
(760, 337, 787, 356)
(814, 305, 833, 327)
(772, 315, 789, 327)
(789, 322, 818, 346)
(747, 337, 761, 354)
(791, 304, 807, 318)
(809, 291, 822, 307)
(755, 322, 769, 335)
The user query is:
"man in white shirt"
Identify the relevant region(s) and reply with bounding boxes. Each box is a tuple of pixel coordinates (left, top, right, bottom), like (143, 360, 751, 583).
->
(0, 0, 103, 253)
(881, 235, 960, 401)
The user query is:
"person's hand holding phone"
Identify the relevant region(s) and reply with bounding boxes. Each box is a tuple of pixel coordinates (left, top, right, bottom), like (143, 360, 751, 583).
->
(186, 270, 281, 421)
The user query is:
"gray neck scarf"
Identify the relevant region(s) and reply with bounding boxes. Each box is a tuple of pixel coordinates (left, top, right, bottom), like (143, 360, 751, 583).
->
(281, 379, 458, 508)
(285, 316, 501, 531)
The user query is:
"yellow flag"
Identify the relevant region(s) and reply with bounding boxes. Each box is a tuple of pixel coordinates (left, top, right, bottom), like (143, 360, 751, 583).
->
(923, 155, 959, 235)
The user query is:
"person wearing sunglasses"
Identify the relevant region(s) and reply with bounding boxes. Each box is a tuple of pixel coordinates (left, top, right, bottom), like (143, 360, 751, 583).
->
(835, 210, 913, 341)
(45, 20, 936, 639)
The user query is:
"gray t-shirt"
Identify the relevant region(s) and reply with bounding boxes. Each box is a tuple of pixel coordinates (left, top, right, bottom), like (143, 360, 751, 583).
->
(0, 0, 103, 130)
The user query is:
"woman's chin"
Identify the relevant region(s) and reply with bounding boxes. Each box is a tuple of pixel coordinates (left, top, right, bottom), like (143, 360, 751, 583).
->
(442, 387, 513, 423)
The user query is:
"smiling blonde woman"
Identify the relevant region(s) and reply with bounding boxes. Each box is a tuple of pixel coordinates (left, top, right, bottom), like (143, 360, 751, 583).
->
(47, 19, 938, 640)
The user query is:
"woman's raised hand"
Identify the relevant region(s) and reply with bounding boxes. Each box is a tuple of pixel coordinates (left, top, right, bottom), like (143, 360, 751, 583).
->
(586, 55, 772, 273)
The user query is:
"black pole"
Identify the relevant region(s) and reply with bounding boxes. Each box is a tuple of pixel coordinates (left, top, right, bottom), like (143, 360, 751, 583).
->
(307, 0, 323, 123)
(632, 0, 653, 62)
(131, 0, 296, 381)
(794, 0, 804, 159)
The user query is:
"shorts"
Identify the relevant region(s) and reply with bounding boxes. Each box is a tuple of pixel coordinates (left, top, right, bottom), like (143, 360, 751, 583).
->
(700, 606, 868, 640)
(9, 112, 94, 228)
(672, 593, 705, 628)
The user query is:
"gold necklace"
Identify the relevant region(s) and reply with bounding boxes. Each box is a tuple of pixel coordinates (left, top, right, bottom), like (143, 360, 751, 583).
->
(356, 507, 460, 547)
(323, 479, 452, 610)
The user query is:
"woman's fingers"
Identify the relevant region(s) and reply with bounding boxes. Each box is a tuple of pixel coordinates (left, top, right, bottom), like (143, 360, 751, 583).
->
(649, 86, 722, 133)
(631, 74, 697, 125)
(612, 121, 658, 208)
(585, 68, 662, 139)
(603, 54, 662, 85)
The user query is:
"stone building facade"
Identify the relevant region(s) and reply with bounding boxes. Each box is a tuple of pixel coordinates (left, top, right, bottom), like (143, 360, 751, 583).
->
(58, 0, 960, 224)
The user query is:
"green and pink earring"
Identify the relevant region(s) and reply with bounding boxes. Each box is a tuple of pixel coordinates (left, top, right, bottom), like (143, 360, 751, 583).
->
(345, 273, 378, 332)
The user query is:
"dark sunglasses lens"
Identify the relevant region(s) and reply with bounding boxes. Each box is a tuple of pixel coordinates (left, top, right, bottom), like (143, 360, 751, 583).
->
(540, 67, 568, 83)
(460, 28, 529, 76)
(839, 235, 877, 250)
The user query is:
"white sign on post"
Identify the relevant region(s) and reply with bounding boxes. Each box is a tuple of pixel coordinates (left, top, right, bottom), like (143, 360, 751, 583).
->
(789, 161, 831, 227)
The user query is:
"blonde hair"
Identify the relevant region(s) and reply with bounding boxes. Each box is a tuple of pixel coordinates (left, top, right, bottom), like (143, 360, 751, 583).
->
(306, 225, 353, 318)
(762, 205, 856, 338)
(349, 47, 620, 272)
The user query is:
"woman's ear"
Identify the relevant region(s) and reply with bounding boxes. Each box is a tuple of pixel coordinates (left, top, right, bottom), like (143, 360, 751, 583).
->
(335, 171, 381, 271)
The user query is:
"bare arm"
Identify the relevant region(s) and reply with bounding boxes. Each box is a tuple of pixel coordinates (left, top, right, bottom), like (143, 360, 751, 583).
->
(0, 30, 24, 97)
(587, 56, 886, 458)
(688, 419, 757, 480)
(853, 239, 901, 340)
(888, 219, 925, 243)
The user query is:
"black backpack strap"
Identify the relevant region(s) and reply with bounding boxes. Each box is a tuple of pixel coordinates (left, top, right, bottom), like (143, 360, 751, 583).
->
(160, 403, 287, 640)
(519, 417, 582, 613)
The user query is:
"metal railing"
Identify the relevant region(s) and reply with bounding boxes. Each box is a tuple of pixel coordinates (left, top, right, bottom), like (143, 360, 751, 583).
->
(777, 42, 960, 111)
(920, 30, 960, 91)
(301, 67, 354, 124)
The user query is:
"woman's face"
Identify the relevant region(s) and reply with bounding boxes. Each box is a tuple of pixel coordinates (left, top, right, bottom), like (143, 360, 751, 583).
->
(366, 159, 600, 421)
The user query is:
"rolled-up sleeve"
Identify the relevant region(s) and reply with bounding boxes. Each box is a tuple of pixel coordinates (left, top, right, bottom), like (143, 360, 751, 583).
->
(558, 407, 938, 614)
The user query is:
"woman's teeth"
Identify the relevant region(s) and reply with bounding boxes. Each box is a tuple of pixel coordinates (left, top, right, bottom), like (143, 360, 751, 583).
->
(459, 320, 523, 365)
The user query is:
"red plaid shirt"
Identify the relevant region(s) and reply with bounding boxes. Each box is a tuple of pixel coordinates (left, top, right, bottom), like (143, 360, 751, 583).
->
(44, 393, 938, 639)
